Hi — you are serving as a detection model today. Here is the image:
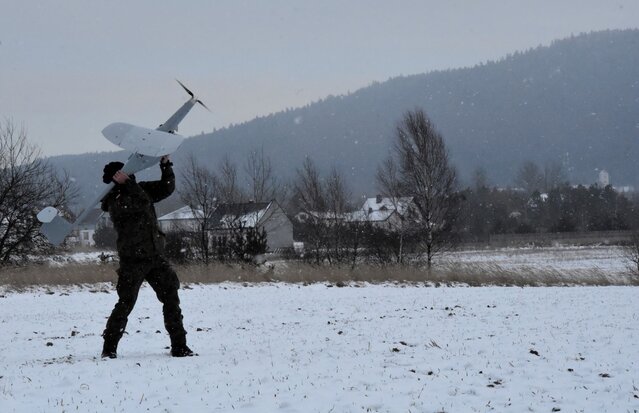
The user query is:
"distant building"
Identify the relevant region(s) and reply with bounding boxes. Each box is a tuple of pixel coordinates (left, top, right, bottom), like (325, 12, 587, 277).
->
(295, 196, 419, 229)
(75, 208, 108, 247)
(349, 195, 418, 229)
(158, 201, 293, 251)
(157, 205, 203, 233)
(598, 169, 609, 187)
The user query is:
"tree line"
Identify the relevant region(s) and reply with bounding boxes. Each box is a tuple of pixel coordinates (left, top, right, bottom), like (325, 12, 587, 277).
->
(93, 107, 464, 267)
(93, 108, 639, 268)
(463, 182, 636, 241)
(2, 108, 638, 268)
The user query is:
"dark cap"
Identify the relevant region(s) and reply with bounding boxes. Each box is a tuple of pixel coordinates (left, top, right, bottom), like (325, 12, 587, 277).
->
(103, 161, 124, 184)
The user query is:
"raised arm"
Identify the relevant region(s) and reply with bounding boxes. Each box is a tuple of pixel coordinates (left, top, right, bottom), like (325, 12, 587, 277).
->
(139, 156, 176, 203)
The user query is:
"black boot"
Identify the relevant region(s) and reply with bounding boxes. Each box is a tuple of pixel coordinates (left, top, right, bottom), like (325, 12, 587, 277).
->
(171, 345, 195, 357)
(169, 332, 194, 357)
(101, 337, 118, 359)
(101, 349, 117, 359)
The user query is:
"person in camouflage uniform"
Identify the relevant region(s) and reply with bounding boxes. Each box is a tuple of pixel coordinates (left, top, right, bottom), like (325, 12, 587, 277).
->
(100, 156, 193, 358)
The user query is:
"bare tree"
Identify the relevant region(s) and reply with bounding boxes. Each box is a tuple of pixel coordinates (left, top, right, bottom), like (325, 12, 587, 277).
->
(181, 155, 258, 264)
(294, 157, 326, 213)
(377, 158, 403, 198)
(294, 161, 358, 265)
(218, 155, 244, 204)
(375, 157, 417, 264)
(244, 147, 280, 202)
(467, 166, 492, 241)
(543, 160, 567, 191)
(325, 166, 352, 264)
(293, 158, 328, 264)
(622, 231, 639, 280)
(385, 108, 461, 268)
(472, 166, 489, 191)
(179, 154, 220, 264)
(515, 161, 544, 195)
(0, 120, 76, 263)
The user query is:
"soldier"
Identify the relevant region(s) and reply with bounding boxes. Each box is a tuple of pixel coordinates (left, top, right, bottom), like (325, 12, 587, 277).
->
(100, 156, 194, 358)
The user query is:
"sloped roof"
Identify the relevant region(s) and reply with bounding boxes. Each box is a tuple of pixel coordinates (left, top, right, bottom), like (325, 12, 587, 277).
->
(158, 206, 203, 221)
(350, 197, 414, 222)
(295, 211, 351, 222)
(210, 202, 270, 228)
(158, 202, 272, 229)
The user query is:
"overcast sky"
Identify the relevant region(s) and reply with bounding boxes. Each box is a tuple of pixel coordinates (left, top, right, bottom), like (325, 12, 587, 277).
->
(1, 0, 637, 156)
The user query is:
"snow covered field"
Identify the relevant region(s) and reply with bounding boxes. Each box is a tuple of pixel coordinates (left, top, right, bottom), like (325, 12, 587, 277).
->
(1, 283, 638, 412)
(439, 245, 634, 285)
(445, 245, 628, 274)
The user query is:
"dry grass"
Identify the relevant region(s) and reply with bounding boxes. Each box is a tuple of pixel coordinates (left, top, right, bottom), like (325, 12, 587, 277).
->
(0, 263, 118, 290)
(433, 262, 634, 286)
(1, 260, 637, 290)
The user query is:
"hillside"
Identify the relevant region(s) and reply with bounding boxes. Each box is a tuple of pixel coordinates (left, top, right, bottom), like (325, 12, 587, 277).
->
(50, 29, 639, 207)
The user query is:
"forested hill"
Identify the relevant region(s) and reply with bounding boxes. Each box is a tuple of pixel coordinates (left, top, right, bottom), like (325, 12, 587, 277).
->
(50, 29, 639, 207)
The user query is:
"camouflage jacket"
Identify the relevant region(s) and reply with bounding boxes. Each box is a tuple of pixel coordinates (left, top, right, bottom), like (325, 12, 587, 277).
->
(101, 162, 175, 261)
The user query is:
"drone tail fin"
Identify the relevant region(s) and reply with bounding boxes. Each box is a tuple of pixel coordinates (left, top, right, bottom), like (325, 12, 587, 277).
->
(38, 207, 74, 246)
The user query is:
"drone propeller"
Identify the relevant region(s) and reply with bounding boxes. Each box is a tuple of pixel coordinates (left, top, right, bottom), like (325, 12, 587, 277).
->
(176, 79, 211, 112)
(197, 99, 211, 112)
(176, 79, 194, 98)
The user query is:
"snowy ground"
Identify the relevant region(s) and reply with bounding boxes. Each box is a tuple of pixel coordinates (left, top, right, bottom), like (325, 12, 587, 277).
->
(439, 245, 634, 285)
(1, 283, 638, 412)
(445, 245, 628, 274)
(52, 245, 634, 272)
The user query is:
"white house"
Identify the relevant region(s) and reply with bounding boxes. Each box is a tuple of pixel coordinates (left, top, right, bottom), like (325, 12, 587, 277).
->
(293, 196, 418, 229)
(158, 201, 293, 251)
(349, 195, 417, 229)
(157, 205, 203, 233)
(75, 208, 108, 247)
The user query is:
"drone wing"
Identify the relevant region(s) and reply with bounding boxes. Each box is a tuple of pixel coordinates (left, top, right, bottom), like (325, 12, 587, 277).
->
(102, 123, 184, 156)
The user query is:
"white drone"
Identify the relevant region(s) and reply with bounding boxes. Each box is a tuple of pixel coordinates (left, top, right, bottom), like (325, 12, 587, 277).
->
(37, 80, 208, 246)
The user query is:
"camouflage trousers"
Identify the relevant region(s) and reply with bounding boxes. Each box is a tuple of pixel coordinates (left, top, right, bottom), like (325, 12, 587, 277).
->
(102, 257, 187, 348)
